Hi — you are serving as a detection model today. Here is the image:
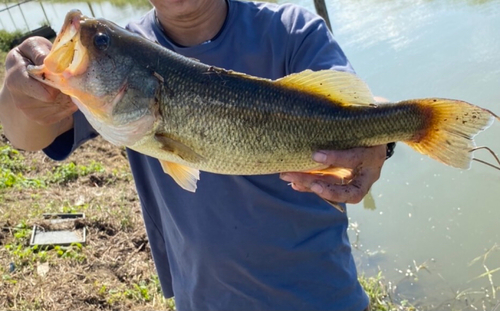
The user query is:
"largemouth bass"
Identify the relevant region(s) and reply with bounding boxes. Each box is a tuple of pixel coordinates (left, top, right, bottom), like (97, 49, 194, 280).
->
(28, 10, 498, 192)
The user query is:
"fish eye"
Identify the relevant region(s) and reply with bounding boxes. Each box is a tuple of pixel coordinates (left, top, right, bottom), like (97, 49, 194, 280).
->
(94, 32, 110, 51)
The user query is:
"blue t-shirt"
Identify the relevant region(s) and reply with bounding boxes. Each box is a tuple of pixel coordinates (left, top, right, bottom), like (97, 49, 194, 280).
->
(45, 1, 369, 310)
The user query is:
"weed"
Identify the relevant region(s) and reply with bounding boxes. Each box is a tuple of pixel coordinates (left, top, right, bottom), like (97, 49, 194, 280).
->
(0, 146, 46, 189)
(2, 273, 17, 285)
(0, 170, 45, 189)
(0, 50, 6, 80)
(359, 272, 415, 311)
(0, 146, 25, 172)
(12, 221, 30, 240)
(54, 243, 86, 262)
(0, 30, 23, 52)
(468, 243, 500, 300)
(125, 282, 151, 302)
(3, 222, 49, 268)
(46, 161, 104, 184)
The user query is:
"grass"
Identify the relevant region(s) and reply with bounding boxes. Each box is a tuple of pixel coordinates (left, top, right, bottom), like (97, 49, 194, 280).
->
(0, 50, 6, 82)
(0, 134, 173, 310)
(0, 30, 23, 53)
(360, 272, 416, 311)
(0, 144, 107, 189)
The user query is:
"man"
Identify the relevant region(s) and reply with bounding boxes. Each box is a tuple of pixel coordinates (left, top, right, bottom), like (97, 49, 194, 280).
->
(0, 0, 387, 310)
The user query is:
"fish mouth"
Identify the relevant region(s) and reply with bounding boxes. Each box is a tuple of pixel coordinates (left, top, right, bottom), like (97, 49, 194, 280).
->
(28, 10, 89, 89)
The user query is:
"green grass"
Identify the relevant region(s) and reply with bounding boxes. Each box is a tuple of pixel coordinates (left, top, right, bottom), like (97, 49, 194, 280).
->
(0, 30, 23, 52)
(46, 161, 105, 184)
(0, 50, 6, 79)
(0, 144, 107, 189)
(0, 145, 45, 189)
(359, 272, 415, 311)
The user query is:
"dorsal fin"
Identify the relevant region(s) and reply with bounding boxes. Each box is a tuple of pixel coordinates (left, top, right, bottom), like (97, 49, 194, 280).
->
(275, 70, 376, 107)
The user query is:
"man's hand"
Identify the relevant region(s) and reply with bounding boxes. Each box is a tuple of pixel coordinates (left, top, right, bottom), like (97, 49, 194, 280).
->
(280, 145, 386, 205)
(3, 37, 77, 125)
(0, 37, 76, 150)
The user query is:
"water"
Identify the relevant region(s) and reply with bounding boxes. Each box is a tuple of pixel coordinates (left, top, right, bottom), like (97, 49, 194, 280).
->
(287, 0, 500, 308)
(2, 0, 500, 309)
(0, 1, 151, 32)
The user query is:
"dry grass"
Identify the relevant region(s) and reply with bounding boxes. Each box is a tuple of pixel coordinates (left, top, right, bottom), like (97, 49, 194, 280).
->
(0, 133, 174, 310)
(0, 51, 170, 311)
(0, 21, 160, 311)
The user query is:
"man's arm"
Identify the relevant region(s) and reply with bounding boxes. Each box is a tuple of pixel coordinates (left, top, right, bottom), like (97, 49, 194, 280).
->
(0, 37, 77, 151)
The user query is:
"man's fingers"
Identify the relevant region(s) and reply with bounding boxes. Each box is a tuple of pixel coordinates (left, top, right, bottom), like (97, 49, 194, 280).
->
(311, 168, 380, 204)
(313, 148, 366, 168)
(313, 146, 386, 168)
(280, 172, 345, 188)
(283, 146, 387, 206)
(17, 37, 53, 66)
(281, 166, 382, 205)
(290, 182, 311, 193)
(4, 37, 61, 103)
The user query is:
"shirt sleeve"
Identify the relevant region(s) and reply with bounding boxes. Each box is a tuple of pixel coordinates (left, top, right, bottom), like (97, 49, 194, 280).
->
(282, 5, 354, 74)
(43, 110, 98, 161)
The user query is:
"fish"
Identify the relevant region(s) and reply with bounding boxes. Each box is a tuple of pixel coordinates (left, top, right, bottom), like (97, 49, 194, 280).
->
(28, 10, 499, 194)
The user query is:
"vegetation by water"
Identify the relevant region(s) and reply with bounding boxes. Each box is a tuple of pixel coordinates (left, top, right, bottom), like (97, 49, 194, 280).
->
(0, 30, 23, 52)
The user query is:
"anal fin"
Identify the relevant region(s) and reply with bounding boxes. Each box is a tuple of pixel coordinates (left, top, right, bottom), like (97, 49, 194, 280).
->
(159, 160, 200, 192)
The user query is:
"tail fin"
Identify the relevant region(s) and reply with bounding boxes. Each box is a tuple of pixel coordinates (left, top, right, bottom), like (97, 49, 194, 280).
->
(404, 99, 498, 169)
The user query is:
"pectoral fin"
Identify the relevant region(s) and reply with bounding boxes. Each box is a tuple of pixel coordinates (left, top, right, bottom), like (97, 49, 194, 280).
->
(275, 70, 376, 107)
(159, 160, 200, 192)
(155, 133, 203, 163)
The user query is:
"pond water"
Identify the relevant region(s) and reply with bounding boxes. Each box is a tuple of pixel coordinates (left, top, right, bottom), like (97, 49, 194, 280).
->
(2, 0, 500, 309)
(295, 0, 500, 309)
(0, 1, 151, 32)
